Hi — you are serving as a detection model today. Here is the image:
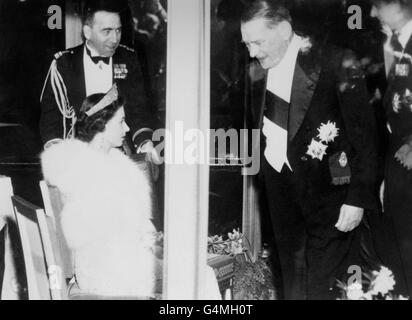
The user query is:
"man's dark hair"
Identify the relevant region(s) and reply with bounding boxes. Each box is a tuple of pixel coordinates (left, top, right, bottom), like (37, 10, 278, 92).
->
(82, 0, 124, 26)
(240, 0, 291, 27)
(75, 93, 125, 143)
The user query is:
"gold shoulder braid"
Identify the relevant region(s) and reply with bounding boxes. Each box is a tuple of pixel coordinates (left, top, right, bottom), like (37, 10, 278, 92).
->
(40, 49, 76, 140)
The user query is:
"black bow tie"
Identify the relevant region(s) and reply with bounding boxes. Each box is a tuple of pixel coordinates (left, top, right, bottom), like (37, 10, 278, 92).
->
(86, 46, 110, 65)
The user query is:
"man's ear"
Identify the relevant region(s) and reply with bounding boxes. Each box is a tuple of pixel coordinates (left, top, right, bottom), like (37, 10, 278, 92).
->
(83, 24, 92, 41)
(278, 20, 293, 40)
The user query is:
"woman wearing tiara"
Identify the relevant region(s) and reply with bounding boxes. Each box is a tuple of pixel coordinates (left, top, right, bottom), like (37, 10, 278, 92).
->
(41, 85, 157, 298)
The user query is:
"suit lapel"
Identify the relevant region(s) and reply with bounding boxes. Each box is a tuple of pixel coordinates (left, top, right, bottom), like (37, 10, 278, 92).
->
(404, 33, 412, 57)
(288, 52, 320, 142)
(384, 34, 412, 111)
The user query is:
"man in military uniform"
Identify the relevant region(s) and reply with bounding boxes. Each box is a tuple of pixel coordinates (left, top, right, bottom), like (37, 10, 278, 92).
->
(371, 0, 412, 297)
(241, 0, 378, 299)
(40, 0, 157, 154)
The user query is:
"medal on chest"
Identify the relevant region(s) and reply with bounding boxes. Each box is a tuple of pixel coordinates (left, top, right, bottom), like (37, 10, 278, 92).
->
(114, 64, 128, 80)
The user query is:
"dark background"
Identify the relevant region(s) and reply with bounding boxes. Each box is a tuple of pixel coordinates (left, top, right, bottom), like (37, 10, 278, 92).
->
(0, 0, 386, 233)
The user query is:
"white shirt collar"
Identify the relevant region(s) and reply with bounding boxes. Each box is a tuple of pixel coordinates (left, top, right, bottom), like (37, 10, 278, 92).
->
(398, 19, 412, 48)
(83, 44, 113, 96)
(266, 34, 303, 103)
(84, 43, 114, 65)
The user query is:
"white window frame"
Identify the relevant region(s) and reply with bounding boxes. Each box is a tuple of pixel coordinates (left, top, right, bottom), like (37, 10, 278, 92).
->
(162, 0, 211, 299)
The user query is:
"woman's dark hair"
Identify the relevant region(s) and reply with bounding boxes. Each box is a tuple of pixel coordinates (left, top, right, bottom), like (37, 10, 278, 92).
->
(75, 93, 125, 142)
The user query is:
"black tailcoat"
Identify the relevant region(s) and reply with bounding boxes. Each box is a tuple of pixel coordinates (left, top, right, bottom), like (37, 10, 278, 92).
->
(247, 44, 378, 210)
(246, 43, 378, 299)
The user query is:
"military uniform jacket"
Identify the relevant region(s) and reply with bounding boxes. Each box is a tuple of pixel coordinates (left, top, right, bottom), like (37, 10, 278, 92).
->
(40, 44, 155, 147)
(246, 44, 378, 210)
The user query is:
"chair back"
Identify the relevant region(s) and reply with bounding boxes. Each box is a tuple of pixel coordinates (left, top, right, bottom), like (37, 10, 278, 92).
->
(12, 196, 51, 300)
(39, 181, 73, 280)
(40, 181, 74, 298)
(1, 176, 25, 300)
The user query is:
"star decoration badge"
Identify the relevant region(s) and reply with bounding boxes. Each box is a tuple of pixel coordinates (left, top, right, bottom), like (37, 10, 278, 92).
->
(306, 139, 328, 161)
(317, 121, 339, 143)
(306, 121, 340, 161)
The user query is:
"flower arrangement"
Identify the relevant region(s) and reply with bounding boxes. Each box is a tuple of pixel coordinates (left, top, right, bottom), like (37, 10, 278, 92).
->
(232, 256, 276, 300)
(306, 121, 339, 161)
(338, 266, 408, 300)
(208, 229, 276, 300)
(208, 229, 248, 257)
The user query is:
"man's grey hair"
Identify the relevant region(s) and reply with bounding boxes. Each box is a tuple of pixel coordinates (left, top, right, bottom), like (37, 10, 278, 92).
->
(240, 0, 292, 28)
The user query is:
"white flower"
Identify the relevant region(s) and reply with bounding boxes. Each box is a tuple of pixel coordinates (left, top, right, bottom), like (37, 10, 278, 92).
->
(370, 266, 396, 296)
(306, 139, 328, 161)
(398, 295, 408, 300)
(317, 121, 339, 143)
(346, 282, 365, 300)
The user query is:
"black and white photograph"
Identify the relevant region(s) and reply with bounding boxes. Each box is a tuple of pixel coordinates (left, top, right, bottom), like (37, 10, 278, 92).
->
(0, 0, 411, 306)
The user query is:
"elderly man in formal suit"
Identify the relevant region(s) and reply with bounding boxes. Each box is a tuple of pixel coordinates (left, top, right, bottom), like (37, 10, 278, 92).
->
(241, 0, 378, 299)
(40, 0, 157, 156)
(370, 0, 412, 297)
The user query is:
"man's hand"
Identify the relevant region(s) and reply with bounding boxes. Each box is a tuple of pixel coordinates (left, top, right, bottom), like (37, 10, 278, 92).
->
(139, 141, 162, 165)
(335, 204, 364, 232)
